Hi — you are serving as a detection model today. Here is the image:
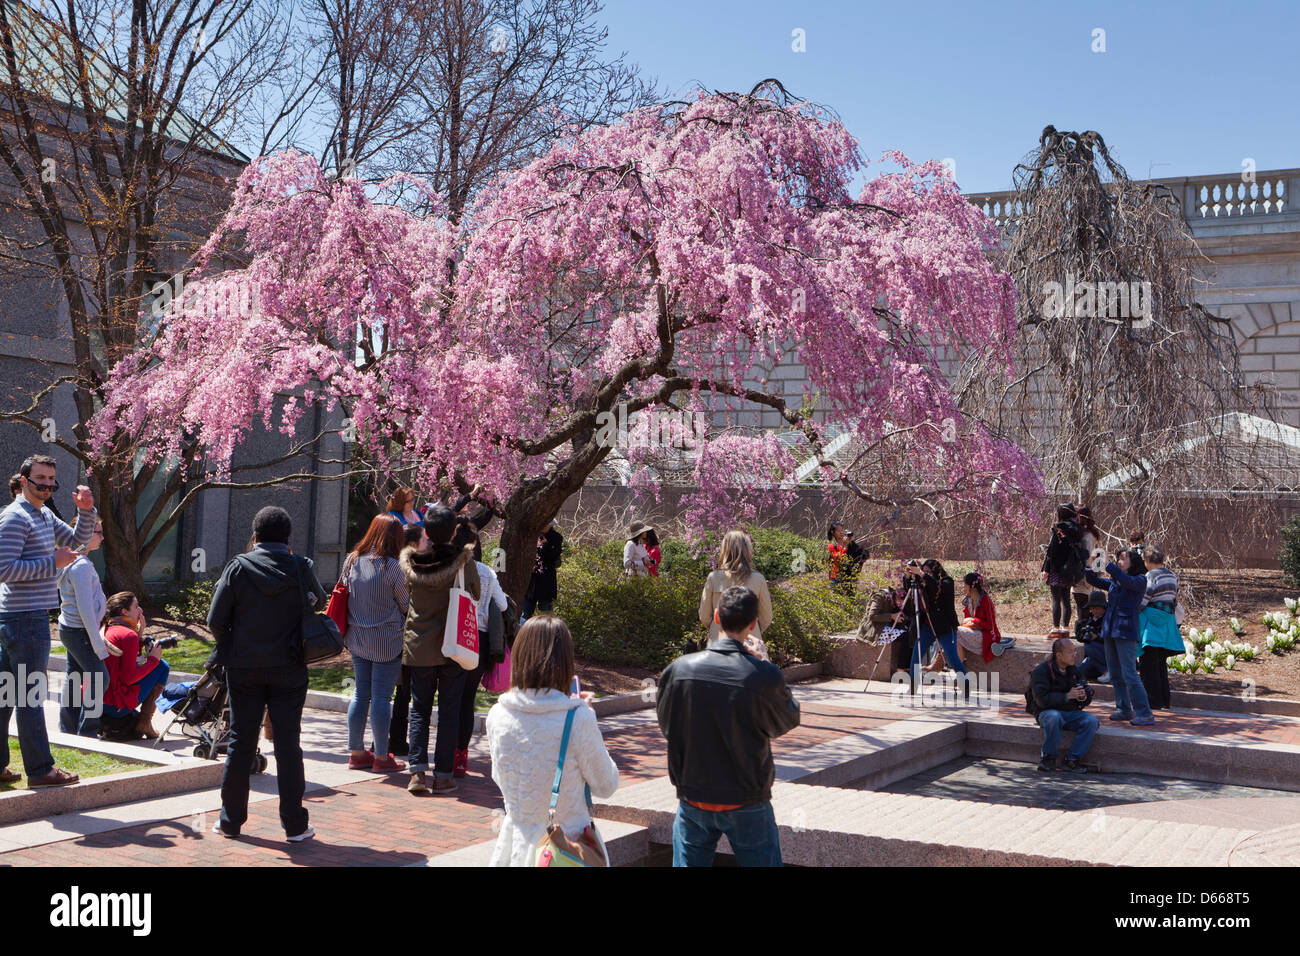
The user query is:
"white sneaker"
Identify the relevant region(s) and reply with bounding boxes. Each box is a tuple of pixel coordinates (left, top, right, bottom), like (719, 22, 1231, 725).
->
(1096, 671, 1111, 684)
(286, 825, 315, 843)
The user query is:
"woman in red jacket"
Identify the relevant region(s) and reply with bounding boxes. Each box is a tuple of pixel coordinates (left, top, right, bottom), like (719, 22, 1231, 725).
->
(102, 591, 170, 739)
(954, 572, 1015, 665)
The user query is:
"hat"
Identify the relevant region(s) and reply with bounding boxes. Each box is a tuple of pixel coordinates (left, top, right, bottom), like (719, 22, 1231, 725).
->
(1086, 590, 1108, 609)
(627, 520, 654, 542)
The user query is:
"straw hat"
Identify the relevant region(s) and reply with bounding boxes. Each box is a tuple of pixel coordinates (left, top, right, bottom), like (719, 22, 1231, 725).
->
(627, 520, 654, 542)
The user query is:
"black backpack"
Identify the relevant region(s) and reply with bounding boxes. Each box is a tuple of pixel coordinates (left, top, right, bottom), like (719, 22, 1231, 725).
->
(1061, 541, 1088, 584)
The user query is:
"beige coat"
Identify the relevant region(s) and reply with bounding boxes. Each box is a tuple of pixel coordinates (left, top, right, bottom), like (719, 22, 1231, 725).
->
(698, 569, 774, 643)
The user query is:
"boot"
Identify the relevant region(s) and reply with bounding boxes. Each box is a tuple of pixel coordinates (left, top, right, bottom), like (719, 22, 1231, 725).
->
(136, 684, 163, 740)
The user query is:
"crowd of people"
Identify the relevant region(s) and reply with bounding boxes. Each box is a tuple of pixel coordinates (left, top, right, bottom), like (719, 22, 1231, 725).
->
(0, 450, 1196, 863)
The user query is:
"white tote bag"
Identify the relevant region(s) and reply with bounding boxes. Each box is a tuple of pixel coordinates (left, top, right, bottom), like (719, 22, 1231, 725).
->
(441, 565, 480, 670)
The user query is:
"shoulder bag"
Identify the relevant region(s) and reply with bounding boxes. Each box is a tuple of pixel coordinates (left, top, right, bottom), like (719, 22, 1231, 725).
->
(295, 558, 345, 664)
(325, 554, 353, 637)
(533, 707, 609, 867)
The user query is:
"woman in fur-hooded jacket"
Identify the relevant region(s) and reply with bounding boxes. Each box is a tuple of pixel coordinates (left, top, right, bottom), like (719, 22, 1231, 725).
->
(400, 541, 481, 667)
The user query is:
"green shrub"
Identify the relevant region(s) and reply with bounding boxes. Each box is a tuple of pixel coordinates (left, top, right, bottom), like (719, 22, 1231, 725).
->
(765, 575, 859, 665)
(1281, 515, 1300, 588)
(158, 577, 220, 622)
(744, 526, 829, 580)
(555, 563, 700, 670)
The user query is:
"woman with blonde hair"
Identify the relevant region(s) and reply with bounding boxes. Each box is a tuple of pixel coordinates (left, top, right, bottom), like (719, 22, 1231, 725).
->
(695, 531, 773, 653)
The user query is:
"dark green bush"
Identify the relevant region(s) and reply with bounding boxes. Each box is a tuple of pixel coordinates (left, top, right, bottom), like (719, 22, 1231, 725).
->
(158, 577, 220, 622)
(765, 575, 859, 665)
(1281, 515, 1300, 588)
(555, 562, 701, 670)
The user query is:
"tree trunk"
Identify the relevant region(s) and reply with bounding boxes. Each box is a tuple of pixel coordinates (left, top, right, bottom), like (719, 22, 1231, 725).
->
(92, 467, 150, 600)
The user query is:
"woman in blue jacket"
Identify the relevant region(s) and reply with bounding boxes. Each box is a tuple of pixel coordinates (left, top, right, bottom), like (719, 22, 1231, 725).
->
(1084, 549, 1154, 726)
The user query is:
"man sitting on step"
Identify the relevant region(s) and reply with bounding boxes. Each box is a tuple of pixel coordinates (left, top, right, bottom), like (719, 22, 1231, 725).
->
(1026, 637, 1098, 773)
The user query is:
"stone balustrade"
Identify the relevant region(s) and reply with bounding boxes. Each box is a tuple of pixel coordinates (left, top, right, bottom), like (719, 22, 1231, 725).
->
(967, 167, 1300, 232)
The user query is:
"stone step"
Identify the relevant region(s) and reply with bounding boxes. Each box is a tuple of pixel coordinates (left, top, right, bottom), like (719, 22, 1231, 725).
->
(593, 776, 1254, 866)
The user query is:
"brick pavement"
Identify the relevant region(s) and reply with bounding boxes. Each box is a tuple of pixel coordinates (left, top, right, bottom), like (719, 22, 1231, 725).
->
(4, 678, 1300, 866)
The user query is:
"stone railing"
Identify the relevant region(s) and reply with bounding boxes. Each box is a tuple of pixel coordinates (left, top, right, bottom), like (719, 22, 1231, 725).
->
(967, 167, 1299, 231)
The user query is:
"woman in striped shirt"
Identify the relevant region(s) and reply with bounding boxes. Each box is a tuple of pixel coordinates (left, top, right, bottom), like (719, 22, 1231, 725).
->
(343, 514, 410, 772)
(1138, 548, 1183, 710)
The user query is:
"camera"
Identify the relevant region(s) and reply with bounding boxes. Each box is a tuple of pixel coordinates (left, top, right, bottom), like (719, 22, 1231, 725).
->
(143, 635, 179, 652)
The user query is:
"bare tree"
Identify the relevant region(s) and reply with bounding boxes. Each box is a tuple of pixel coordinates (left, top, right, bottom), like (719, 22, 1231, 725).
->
(959, 126, 1280, 560)
(0, 0, 348, 594)
(402, 0, 652, 220)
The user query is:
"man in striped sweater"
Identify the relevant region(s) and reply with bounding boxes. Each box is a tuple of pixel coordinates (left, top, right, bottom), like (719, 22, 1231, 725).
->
(0, 454, 98, 787)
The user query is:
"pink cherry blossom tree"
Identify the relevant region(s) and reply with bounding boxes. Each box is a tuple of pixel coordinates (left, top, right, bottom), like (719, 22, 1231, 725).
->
(94, 80, 1045, 601)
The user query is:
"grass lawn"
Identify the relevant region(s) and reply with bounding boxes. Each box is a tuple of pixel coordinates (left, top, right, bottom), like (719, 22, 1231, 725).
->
(2, 737, 149, 791)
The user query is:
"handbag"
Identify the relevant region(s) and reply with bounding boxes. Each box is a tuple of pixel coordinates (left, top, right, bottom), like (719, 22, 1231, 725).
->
(325, 556, 352, 638)
(482, 649, 511, 693)
(295, 558, 345, 664)
(441, 565, 480, 670)
(533, 707, 608, 867)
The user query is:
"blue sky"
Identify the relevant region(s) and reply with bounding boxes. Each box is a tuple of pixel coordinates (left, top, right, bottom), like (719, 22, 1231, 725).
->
(600, 0, 1300, 194)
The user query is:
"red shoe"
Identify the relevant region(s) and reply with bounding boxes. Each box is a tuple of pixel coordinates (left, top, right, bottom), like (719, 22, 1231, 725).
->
(348, 750, 375, 770)
(452, 749, 468, 778)
(371, 753, 407, 773)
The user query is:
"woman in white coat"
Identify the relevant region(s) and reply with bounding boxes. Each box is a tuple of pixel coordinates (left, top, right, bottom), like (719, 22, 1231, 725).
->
(486, 615, 619, 866)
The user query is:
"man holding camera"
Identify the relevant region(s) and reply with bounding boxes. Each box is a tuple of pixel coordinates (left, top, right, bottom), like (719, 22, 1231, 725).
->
(0, 454, 97, 788)
(1027, 637, 1098, 773)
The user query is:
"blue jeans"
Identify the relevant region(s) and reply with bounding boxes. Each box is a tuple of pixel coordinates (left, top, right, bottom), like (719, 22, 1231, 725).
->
(0, 610, 55, 778)
(104, 660, 170, 719)
(1103, 637, 1153, 721)
(58, 625, 108, 737)
(1037, 708, 1100, 761)
(348, 653, 403, 753)
(910, 622, 967, 687)
(673, 800, 782, 867)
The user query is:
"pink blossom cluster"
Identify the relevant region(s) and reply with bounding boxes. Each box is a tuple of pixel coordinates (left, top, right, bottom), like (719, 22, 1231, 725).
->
(92, 91, 1043, 543)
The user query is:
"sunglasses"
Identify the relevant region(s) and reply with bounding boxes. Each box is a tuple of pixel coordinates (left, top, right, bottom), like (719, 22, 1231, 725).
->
(23, 479, 59, 493)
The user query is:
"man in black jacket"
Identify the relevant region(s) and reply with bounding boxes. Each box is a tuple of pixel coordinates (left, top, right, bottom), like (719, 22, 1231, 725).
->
(656, 586, 801, 867)
(206, 506, 326, 842)
(1028, 637, 1099, 773)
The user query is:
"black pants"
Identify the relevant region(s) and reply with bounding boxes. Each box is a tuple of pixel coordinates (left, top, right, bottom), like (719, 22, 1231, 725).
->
(388, 665, 411, 757)
(456, 632, 489, 750)
(408, 663, 467, 776)
(1050, 585, 1073, 627)
(220, 664, 309, 837)
(1139, 647, 1175, 710)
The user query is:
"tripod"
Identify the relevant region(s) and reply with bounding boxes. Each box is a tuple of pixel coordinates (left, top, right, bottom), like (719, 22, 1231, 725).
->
(863, 577, 939, 692)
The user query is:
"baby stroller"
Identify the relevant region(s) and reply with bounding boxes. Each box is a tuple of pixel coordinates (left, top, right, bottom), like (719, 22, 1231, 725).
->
(155, 662, 268, 773)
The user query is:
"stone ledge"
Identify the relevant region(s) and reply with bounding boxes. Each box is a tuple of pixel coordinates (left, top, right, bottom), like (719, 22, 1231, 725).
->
(964, 717, 1300, 792)
(0, 757, 225, 825)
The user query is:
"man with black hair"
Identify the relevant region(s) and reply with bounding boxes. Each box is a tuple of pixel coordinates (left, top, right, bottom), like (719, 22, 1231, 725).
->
(656, 585, 801, 866)
(207, 505, 326, 841)
(1027, 637, 1098, 773)
(0, 453, 97, 788)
